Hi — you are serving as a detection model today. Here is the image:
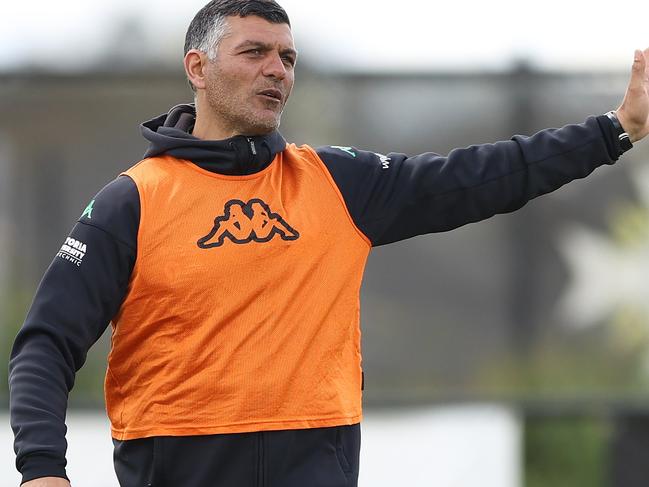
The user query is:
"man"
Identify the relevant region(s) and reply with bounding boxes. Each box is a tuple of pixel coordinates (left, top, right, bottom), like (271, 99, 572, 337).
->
(9, 0, 649, 486)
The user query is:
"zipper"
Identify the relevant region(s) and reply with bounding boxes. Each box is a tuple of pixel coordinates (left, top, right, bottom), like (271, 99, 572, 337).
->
(247, 137, 258, 156)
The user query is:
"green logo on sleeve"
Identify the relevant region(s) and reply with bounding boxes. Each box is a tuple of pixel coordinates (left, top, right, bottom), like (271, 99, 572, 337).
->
(81, 200, 95, 220)
(331, 146, 356, 158)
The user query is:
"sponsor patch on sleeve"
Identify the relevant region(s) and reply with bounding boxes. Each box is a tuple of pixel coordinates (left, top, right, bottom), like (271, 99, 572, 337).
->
(374, 152, 391, 170)
(56, 237, 87, 267)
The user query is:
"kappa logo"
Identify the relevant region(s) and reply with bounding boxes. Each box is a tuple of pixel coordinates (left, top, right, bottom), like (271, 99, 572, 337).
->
(56, 237, 87, 267)
(331, 146, 356, 158)
(197, 199, 300, 249)
(81, 200, 95, 220)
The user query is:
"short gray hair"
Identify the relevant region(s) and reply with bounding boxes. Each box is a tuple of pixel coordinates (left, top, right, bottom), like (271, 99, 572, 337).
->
(190, 16, 230, 60)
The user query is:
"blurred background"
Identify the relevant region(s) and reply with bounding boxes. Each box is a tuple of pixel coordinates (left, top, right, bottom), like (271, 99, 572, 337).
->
(2, 0, 649, 485)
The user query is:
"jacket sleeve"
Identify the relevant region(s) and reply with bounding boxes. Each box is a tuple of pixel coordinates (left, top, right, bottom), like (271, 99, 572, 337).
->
(8, 175, 139, 484)
(316, 115, 624, 246)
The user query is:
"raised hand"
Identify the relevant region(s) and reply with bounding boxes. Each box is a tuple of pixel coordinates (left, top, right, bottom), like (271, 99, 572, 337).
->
(617, 48, 649, 143)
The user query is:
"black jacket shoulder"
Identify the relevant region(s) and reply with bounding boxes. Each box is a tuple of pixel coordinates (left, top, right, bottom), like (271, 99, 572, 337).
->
(77, 175, 140, 248)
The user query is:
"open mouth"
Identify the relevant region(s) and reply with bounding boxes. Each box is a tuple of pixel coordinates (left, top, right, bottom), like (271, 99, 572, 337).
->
(258, 89, 283, 103)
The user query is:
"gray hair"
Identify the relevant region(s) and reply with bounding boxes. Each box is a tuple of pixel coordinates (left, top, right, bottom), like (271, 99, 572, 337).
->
(191, 16, 231, 60)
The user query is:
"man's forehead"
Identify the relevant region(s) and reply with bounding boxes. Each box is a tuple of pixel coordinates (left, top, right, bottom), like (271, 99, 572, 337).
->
(222, 15, 294, 47)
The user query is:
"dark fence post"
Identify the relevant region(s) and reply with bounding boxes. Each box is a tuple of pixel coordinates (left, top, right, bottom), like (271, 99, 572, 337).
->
(609, 412, 649, 486)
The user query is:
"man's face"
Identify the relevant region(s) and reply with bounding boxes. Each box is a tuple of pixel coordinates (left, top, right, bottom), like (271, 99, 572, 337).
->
(202, 15, 296, 136)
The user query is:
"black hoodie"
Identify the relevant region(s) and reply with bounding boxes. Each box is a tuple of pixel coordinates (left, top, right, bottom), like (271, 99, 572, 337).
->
(141, 104, 287, 175)
(8, 103, 625, 483)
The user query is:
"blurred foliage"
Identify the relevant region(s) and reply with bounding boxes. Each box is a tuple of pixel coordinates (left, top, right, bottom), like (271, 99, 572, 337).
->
(525, 416, 610, 487)
(0, 283, 32, 406)
(608, 201, 649, 250)
(476, 324, 649, 399)
(472, 193, 649, 400)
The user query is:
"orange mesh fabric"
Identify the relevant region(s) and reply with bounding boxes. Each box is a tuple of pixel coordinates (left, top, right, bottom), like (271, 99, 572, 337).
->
(107, 144, 371, 440)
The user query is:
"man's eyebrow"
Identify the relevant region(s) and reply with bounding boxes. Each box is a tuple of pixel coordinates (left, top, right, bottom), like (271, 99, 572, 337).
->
(235, 40, 298, 57)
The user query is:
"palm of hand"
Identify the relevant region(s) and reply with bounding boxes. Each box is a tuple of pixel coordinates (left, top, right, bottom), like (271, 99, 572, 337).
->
(617, 47, 649, 143)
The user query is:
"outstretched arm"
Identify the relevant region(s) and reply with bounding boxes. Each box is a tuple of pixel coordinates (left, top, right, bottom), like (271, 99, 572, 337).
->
(317, 49, 648, 247)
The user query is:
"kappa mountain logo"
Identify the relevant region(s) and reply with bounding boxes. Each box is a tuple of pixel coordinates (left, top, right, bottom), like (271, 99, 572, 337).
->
(81, 200, 95, 220)
(332, 146, 356, 158)
(197, 199, 300, 249)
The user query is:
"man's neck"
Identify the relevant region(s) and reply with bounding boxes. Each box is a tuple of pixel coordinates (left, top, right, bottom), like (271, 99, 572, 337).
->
(192, 114, 236, 141)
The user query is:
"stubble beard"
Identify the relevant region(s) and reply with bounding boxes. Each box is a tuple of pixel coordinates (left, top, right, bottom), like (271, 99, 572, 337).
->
(205, 79, 283, 137)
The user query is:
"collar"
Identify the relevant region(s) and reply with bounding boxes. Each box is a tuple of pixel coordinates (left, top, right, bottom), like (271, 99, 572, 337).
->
(140, 103, 287, 176)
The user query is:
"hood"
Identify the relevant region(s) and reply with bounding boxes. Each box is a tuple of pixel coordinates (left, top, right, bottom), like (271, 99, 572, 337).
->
(140, 104, 287, 176)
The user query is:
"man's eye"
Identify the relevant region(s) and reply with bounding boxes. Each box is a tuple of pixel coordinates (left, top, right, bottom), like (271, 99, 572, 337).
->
(247, 49, 262, 56)
(282, 56, 296, 67)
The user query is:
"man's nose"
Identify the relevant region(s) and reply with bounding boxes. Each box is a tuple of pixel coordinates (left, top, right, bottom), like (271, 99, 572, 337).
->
(262, 52, 287, 80)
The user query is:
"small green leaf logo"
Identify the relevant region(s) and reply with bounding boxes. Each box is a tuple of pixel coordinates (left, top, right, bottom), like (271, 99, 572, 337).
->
(81, 200, 95, 220)
(331, 146, 356, 158)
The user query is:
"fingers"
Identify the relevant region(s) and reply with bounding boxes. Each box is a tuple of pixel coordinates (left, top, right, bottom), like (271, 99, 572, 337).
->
(634, 49, 645, 68)
(629, 49, 647, 90)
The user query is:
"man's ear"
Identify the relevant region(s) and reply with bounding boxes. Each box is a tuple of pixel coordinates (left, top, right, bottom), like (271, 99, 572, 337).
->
(184, 49, 209, 90)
